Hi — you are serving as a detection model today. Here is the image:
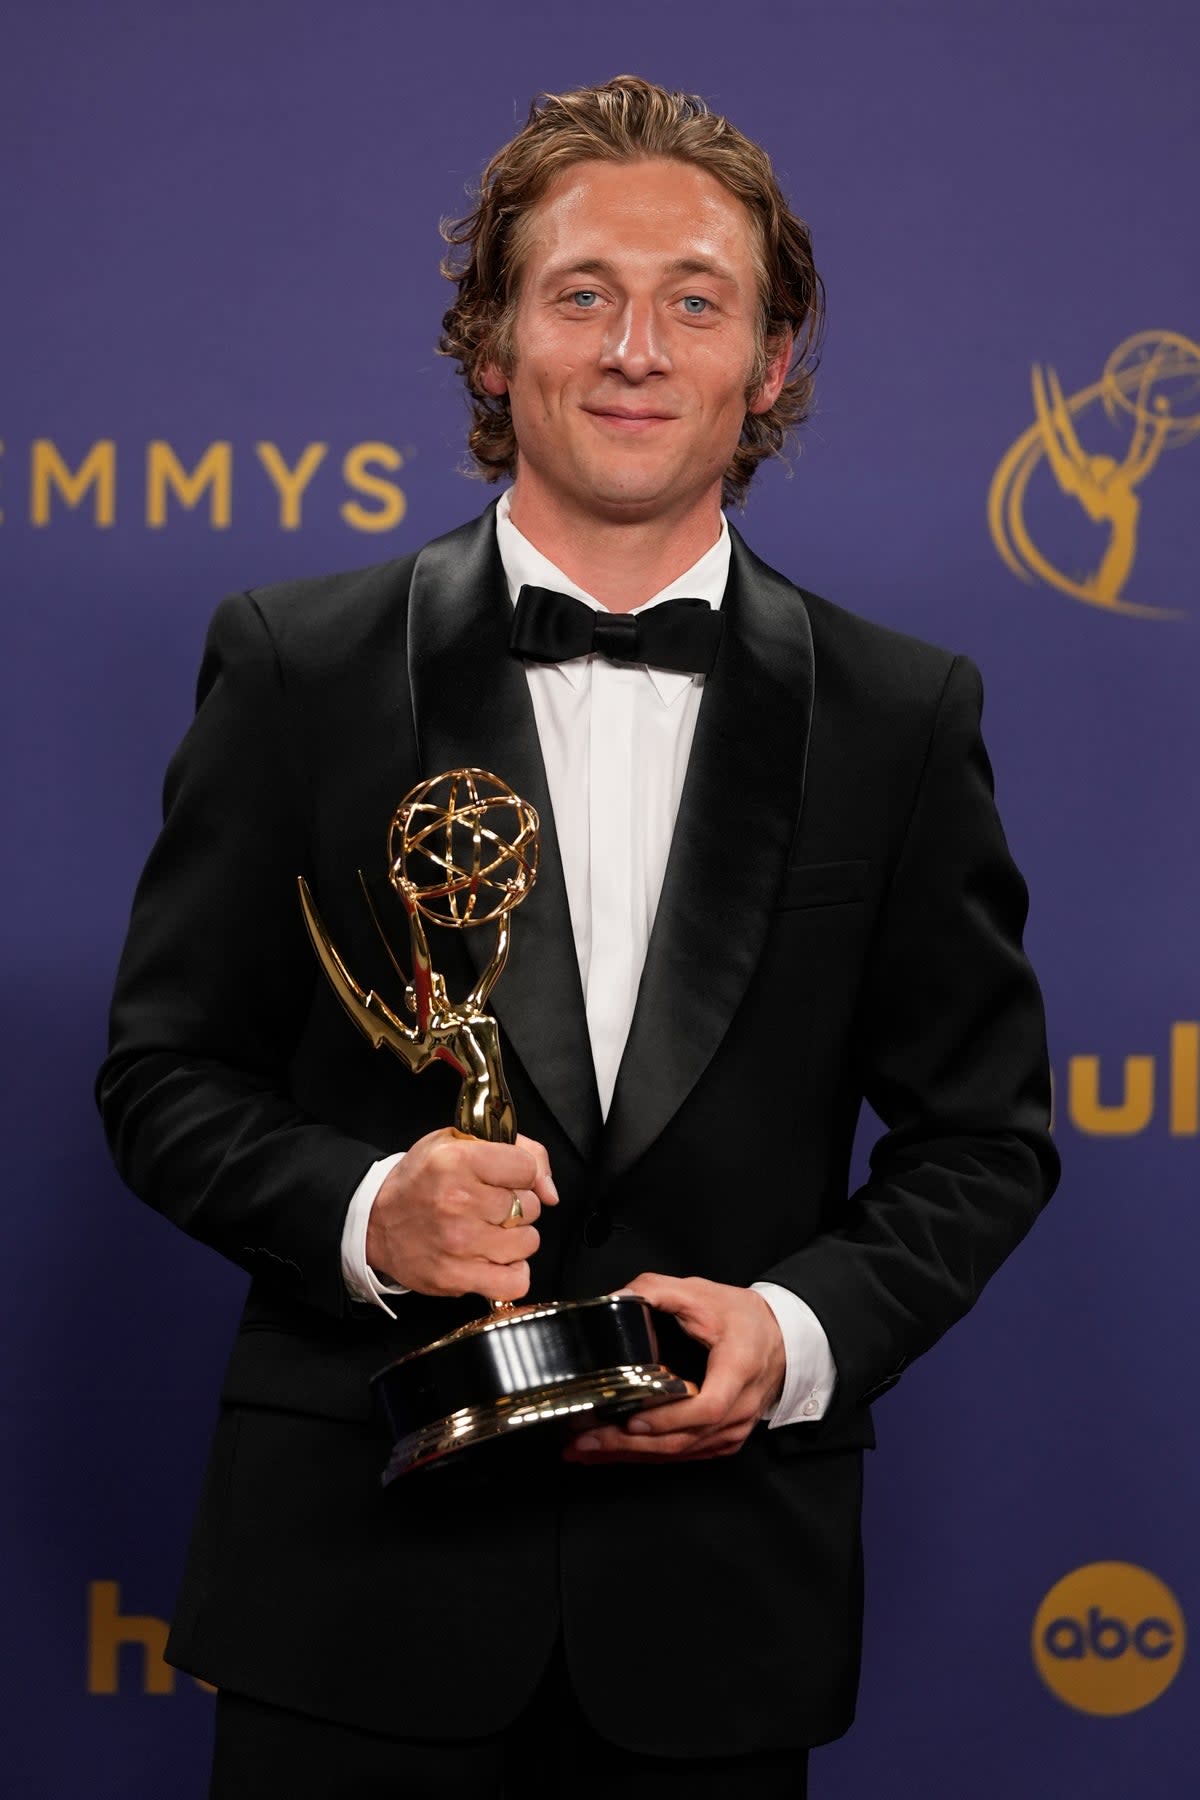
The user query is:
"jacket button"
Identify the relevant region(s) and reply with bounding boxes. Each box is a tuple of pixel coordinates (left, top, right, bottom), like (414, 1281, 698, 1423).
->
(582, 1212, 612, 1248)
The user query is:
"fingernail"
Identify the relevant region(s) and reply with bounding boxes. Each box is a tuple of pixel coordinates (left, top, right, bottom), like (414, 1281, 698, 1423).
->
(625, 1416, 652, 1435)
(574, 1434, 600, 1452)
(545, 1175, 559, 1203)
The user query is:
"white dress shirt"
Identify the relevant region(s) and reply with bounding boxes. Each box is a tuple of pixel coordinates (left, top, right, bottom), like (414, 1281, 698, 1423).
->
(341, 491, 837, 1428)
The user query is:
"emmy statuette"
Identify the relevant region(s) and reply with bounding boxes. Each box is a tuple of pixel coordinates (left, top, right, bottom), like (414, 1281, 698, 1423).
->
(298, 769, 694, 1480)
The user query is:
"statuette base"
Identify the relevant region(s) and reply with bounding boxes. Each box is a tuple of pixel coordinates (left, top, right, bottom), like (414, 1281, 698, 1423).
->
(372, 1293, 695, 1481)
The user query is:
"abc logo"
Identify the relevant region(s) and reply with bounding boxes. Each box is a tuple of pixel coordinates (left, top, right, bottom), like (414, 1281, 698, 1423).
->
(1032, 1562, 1185, 1715)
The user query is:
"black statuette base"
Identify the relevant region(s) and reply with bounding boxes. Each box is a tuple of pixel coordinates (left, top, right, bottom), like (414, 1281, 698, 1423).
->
(371, 1294, 694, 1481)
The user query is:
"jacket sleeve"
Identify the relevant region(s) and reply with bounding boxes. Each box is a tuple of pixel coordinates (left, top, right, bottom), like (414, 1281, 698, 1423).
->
(758, 655, 1060, 1407)
(96, 591, 382, 1319)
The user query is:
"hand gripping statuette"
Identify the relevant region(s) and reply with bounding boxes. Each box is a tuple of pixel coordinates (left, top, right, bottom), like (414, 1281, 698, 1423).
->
(297, 768, 693, 1480)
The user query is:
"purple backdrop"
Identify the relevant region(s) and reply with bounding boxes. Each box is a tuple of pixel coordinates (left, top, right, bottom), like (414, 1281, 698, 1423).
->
(3, 2, 1196, 1794)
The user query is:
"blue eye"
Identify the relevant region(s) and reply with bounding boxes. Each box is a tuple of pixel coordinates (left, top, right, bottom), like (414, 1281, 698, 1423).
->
(572, 290, 599, 308)
(681, 296, 710, 315)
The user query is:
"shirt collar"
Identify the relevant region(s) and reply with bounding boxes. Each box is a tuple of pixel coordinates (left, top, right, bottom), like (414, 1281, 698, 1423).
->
(495, 487, 730, 703)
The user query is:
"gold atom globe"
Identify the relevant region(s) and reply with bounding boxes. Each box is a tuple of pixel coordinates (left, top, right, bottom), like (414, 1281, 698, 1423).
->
(387, 768, 539, 928)
(1103, 330, 1200, 448)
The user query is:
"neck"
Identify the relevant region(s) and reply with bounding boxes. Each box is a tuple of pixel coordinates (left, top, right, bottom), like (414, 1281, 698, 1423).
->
(506, 483, 723, 612)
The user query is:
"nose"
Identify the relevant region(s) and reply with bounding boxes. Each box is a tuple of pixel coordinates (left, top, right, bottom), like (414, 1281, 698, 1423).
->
(599, 300, 671, 381)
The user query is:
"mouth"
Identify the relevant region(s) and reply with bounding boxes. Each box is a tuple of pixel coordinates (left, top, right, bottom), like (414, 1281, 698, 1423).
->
(583, 407, 677, 432)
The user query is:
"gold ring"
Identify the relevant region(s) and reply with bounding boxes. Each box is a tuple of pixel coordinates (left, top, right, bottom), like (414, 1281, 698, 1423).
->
(505, 1190, 524, 1226)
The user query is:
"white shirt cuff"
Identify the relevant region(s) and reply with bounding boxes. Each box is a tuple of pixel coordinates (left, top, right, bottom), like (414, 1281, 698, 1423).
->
(751, 1281, 838, 1427)
(341, 1153, 410, 1317)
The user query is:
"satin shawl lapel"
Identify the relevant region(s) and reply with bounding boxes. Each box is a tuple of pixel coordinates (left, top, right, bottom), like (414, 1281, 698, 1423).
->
(407, 506, 603, 1162)
(600, 528, 815, 1183)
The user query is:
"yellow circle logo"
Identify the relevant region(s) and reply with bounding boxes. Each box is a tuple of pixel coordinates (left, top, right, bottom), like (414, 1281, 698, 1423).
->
(1032, 1563, 1186, 1715)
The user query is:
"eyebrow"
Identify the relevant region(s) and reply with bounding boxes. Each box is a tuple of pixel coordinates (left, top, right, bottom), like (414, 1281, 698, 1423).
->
(538, 255, 738, 286)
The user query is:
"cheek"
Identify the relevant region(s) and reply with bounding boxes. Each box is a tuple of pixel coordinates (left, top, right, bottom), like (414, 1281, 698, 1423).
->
(695, 346, 756, 407)
(514, 334, 575, 387)
(704, 372, 757, 432)
(506, 380, 556, 437)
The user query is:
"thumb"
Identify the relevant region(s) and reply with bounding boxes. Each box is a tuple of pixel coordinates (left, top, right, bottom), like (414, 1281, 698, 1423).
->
(616, 1273, 719, 1347)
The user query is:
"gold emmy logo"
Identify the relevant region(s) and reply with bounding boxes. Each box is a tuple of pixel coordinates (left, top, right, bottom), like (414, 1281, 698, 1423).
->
(988, 331, 1200, 618)
(1032, 1563, 1186, 1716)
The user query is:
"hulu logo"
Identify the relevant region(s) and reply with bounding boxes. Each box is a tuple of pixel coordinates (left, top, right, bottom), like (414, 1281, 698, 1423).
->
(1059, 1022, 1198, 1137)
(86, 1582, 212, 1696)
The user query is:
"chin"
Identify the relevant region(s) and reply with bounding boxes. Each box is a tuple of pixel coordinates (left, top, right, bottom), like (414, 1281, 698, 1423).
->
(583, 483, 680, 519)
(578, 462, 684, 512)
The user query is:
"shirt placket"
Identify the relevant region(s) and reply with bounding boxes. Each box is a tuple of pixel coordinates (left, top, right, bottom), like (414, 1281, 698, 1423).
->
(586, 657, 638, 1118)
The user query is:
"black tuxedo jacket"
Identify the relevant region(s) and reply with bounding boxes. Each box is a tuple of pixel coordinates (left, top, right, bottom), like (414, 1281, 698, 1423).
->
(99, 505, 1057, 1756)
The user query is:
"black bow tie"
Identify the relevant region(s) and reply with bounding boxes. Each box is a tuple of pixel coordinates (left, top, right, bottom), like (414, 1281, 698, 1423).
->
(510, 585, 724, 677)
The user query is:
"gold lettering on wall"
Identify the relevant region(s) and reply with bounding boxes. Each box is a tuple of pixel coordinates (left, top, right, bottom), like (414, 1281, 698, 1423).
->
(31, 439, 116, 526)
(341, 441, 406, 531)
(87, 1580, 174, 1695)
(255, 441, 329, 528)
(9, 436, 408, 530)
(1059, 1024, 1199, 1137)
(1067, 1054, 1155, 1135)
(87, 1581, 213, 1696)
(1169, 1022, 1200, 1136)
(146, 441, 232, 528)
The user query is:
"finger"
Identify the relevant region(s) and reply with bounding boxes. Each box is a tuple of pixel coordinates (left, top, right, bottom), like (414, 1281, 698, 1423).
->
(516, 1134, 559, 1206)
(564, 1426, 729, 1462)
(640, 1432, 749, 1462)
(566, 1409, 758, 1460)
(572, 1388, 728, 1451)
(462, 1140, 540, 1191)
(567, 1420, 700, 1454)
(463, 1258, 530, 1303)
(619, 1273, 720, 1346)
(486, 1186, 541, 1228)
(620, 1365, 745, 1437)
(475, 1221, 541, 1264)
(620, 1271, 697, 1309)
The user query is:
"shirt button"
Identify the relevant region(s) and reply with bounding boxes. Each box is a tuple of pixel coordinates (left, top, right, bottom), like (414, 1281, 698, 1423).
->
(802, 1396, 820, 1417)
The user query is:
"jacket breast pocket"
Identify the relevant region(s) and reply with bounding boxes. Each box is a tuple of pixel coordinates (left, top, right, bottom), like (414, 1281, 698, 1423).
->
(775, 859, 869, 912)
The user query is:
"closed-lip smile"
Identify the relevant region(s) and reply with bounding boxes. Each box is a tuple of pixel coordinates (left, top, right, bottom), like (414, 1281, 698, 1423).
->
(584, 405, 677, 425)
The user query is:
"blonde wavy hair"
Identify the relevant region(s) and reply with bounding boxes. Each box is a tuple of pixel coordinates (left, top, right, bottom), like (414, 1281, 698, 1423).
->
(438, 75, 824, 507)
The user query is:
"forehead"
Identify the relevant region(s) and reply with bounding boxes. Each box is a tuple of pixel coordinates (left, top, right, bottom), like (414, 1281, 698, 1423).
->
(514, 156, 762, 284)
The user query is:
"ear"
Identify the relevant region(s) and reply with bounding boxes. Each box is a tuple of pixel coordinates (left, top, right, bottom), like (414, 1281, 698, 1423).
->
(479, 362, 509, 399)
(747, 332, 794, 417)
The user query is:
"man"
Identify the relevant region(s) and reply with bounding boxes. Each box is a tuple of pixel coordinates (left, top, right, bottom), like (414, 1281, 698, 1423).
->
(99, 75, 1058, 1798)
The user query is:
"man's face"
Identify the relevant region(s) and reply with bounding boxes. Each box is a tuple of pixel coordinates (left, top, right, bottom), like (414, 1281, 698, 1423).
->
(481, 157, 790, 530)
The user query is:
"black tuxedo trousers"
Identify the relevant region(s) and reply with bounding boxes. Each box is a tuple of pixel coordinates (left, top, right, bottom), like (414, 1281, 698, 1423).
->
(98, 506, 1057, 1756)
